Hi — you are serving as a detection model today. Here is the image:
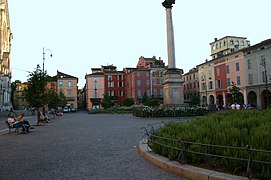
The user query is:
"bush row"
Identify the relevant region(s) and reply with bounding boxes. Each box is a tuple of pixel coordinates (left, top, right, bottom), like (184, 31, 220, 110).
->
(88, 106, 132, 114)
(149, 109, 271, 179)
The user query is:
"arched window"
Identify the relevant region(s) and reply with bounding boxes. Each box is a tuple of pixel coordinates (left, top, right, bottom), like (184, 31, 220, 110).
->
(230, 39, 234, 45)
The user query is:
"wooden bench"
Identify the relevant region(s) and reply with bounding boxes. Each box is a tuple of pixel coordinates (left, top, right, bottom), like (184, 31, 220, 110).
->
(5, 121, 19, 134)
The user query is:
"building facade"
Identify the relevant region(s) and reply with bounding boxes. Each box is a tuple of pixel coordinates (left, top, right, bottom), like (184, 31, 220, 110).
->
(0, 0, 12, 110)
(102, 65, 126, 106)
(182, 67, 199, 104)
(242, 39, 271, 109)
(124, 68, 151, 105)
(12, 82, 29, 110)
(137, 56, 165, 102)
(210, 36, 250, 59)
(197, 60, 216, 106)
(85, 68, 105, 111)
(54, 71, 78, 109)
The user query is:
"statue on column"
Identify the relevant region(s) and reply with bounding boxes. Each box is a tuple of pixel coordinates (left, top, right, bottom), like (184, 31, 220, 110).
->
(162, 0, 175, 8)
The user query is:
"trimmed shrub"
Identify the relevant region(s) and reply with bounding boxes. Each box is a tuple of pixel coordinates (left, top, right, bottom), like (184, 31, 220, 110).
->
(149, 109, 271, 179)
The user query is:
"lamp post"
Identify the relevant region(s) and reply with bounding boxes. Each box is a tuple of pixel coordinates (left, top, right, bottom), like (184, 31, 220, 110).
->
(260, 59, 268, 109)
(42, 47, 52, 113)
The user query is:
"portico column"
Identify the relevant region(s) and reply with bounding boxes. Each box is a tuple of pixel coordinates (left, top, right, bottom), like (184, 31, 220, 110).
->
(223, 92, 226, 108)
(243, 89, 248, 104)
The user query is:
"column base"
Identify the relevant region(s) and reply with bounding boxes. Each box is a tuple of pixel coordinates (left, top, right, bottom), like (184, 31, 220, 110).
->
(163, 68, 184, 105)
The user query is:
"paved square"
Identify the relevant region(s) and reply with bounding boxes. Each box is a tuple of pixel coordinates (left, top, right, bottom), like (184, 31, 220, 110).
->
(0, 112, 187, 180)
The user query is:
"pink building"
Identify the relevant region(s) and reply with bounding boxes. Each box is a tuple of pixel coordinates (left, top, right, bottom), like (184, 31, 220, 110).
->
(85, 68, 105, 111)
(137, 56, 165, 101)
(225, 51, 246, 105)
(137, 56, 165, 69)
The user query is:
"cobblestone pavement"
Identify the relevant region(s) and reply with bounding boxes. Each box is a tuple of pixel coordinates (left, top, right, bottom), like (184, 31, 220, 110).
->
(0, 112, 189, 180)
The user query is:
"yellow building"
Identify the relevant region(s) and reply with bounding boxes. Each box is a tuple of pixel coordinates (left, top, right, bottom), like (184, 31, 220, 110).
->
(197, 60, 216, 106)
(54, 71, 78, 109)
(13, 82, 29, 110)
(210, 36, 249, 59)
(0, 0, 12, 109)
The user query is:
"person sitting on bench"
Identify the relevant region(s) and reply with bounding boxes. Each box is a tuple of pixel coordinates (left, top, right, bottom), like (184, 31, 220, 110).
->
(17, 113, 34, 129)
(7, 112, 29, 134)
(38, 111, 50, 123)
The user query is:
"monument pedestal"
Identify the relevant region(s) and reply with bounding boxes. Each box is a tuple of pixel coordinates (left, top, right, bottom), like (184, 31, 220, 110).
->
(163, 68, 184, 105)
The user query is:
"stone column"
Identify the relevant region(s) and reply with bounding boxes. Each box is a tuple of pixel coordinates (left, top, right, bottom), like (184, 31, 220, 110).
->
(243, 89, 248, 104)
(223, 92, 226, 108)
(165, 8, 176, 69)
(162, 0, 184, 106)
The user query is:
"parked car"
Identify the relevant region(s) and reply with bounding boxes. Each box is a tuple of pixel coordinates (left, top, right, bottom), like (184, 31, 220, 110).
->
(243, 104, 256, 109)
(63, 106, 69, 113)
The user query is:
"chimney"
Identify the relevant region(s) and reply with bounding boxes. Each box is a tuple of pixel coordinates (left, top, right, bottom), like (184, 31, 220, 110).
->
(214, 38, 218, 42)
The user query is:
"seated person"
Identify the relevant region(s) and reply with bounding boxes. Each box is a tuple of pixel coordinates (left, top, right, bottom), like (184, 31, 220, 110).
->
(17, 113, 34, 129)
(38, 111, 50, 123)
(7, 112, 29, 134)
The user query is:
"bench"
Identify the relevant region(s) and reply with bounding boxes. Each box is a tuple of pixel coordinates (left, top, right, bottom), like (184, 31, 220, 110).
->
(37, 117, 49, 126)
(5, 121, 19, 134)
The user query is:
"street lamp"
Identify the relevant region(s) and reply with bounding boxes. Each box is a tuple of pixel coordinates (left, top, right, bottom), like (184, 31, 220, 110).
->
(42, 47, 53, 113)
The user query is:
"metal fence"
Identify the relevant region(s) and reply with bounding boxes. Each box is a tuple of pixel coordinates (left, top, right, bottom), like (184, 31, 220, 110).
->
(141, 122, 271, 180)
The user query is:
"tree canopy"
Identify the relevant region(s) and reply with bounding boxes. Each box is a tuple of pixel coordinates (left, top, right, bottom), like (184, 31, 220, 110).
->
(228, 81, 243, 104)
(24, 65, 47, 108)
(24, 65, 66, 109)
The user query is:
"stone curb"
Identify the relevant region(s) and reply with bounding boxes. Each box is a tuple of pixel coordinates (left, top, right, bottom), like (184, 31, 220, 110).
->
(138, 140, 248, 180)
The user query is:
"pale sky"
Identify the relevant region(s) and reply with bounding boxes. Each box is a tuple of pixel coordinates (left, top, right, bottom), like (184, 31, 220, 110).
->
(8, 0, 271, 88)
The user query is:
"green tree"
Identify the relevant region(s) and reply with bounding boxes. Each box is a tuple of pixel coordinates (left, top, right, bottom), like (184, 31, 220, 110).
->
(228, 82, 243, 104)
(11, 80, 21, 108)
(58, 91, 67, 107)
(123, 98, 135, 106)
(24, 65, 48, 108)
(46, 89, 67, 109)
(101, 94, 111, 109)
(46, 89, 59, 109)
(141, 93, 148, 105)
(146, 98, 160, 107)
(191, 93, 200, 106)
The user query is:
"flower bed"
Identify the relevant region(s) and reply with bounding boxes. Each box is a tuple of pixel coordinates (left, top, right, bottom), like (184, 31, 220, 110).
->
(133, 106, 208, 117)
